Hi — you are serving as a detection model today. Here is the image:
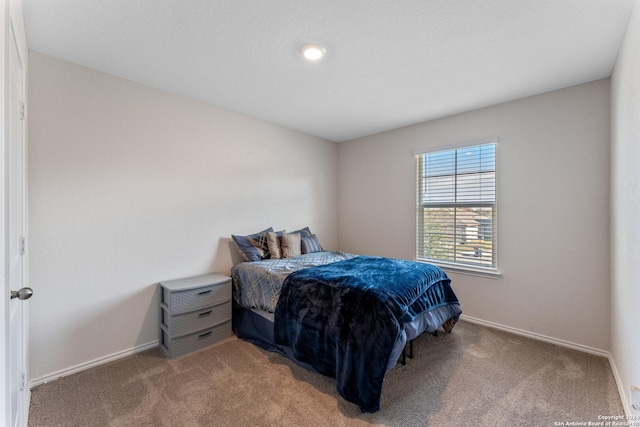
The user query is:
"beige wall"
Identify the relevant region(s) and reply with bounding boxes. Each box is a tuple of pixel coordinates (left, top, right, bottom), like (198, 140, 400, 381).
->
(611, 0, 640, 415)
(27, 52, 338, 381)
(338, 79, 611, 351)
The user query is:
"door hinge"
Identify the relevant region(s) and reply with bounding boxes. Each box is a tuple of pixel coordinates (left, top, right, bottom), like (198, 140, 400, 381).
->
(20, 237, 25, 255)
(19, 101, 26, 120)
(20, 372, 26, 391)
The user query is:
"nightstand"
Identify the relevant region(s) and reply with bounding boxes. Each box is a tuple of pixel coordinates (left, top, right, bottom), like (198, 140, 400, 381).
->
(159, 273, 232, 358)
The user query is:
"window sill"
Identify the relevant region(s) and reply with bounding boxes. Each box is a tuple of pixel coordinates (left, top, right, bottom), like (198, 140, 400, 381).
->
(416, 259, 502, 279)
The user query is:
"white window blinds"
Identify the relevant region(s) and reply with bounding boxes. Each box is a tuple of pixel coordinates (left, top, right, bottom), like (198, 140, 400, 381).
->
(416, 141, 497, 271)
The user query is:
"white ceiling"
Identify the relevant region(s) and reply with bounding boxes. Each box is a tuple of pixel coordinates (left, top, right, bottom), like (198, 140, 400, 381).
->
(22, 0, 635, 142)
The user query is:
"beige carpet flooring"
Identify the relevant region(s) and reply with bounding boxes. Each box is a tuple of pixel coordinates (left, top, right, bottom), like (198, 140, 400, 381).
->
(28, 320, 624, 426)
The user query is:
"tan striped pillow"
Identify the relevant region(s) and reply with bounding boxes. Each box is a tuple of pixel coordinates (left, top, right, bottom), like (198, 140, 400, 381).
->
(281, 233, 302, 258)
(267, 230, 285, 259)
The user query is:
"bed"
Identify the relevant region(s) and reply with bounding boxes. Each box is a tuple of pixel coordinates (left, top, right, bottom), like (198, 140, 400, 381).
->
(230, 229, 461, 413)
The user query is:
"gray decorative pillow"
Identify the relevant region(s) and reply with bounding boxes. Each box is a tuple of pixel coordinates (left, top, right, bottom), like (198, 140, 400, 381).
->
(281, 233, 302, 258)
(231, 227, 273, 262)
(290, 226, 313, 238)
(267, 230, 285, 259)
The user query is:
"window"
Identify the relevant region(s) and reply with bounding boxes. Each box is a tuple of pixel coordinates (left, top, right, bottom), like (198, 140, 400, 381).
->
(416, 140, 497, 273)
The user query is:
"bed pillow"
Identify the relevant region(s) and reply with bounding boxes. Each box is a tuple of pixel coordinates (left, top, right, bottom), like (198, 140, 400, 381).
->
(290, 226, 313, 238)
(231, 227, 273, 262)
(281, 232, 302, 258)
(301, 234, 323, 254)
(267, 230, 286, 259)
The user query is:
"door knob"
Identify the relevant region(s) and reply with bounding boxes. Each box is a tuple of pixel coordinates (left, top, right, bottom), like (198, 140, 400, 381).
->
(10, 287, 33, 300)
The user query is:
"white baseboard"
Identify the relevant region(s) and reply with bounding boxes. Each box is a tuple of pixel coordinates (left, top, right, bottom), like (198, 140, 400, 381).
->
(29, 340, 159, 389)
(608, 353, 633, 417)
(459, 315, 609, 357)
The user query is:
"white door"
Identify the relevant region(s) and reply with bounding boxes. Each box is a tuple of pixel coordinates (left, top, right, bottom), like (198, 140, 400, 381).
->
(7, 20, 29, 427)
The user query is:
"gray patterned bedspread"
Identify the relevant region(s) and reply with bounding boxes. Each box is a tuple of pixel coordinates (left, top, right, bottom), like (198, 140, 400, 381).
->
(231, 251, 356, 313)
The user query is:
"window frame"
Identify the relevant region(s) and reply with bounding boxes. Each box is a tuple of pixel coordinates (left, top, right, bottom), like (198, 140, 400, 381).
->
(415, 138, 500, 277)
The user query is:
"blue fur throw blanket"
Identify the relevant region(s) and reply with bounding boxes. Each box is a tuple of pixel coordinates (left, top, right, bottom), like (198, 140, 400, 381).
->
(273, 255, 460, 412)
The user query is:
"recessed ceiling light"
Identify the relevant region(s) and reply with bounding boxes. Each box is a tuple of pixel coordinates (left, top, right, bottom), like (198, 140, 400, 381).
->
(301, 43, 326, 62)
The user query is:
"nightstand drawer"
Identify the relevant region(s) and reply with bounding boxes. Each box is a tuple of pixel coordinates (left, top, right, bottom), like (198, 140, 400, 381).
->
(160, 320, 231, 358)
(161, 300, 232, 336)
(162, 280, 231, 313)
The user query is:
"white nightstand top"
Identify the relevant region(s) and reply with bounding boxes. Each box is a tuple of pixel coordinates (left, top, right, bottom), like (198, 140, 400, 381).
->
(159, 273, 230, 292)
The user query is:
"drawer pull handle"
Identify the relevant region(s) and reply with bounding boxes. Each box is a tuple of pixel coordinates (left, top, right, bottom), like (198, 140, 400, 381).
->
(198, 331, 212, 339)
(197, 290, 212, 295)
(198, 310, 212, 317)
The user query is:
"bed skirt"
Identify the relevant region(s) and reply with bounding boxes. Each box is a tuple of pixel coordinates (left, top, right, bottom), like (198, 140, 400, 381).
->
(232, 301, 320, 373)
